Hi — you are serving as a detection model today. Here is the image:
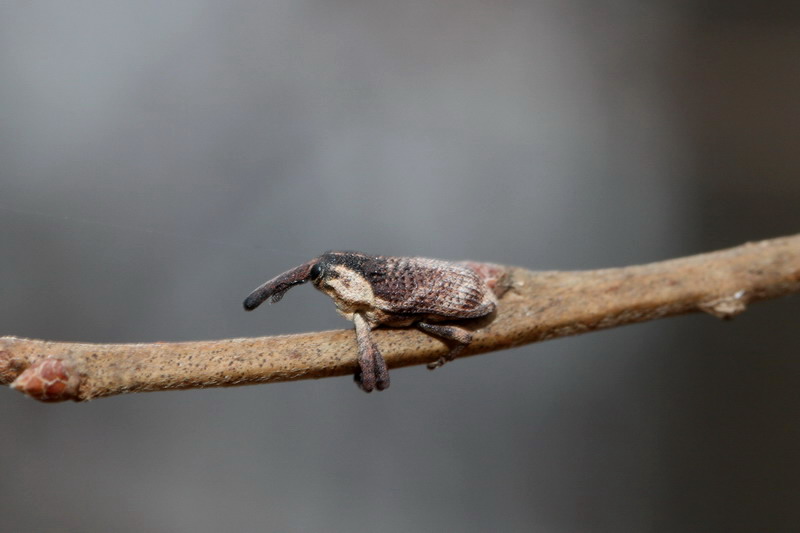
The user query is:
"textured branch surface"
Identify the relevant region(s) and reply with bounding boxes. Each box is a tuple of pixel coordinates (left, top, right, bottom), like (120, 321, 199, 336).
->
(2, 234, 799, 402)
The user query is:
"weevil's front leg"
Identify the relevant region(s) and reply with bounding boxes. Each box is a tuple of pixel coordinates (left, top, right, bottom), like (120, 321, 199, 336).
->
(417, 322, 473, 369)
(353, 313, 390, 392)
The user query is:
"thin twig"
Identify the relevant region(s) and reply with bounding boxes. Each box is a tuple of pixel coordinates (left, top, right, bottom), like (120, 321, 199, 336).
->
(2, 234, 799, 402)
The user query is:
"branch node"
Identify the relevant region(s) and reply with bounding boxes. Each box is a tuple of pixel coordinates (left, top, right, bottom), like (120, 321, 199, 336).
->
(699, 290, 748, 319)
(11, 357, 81, 402)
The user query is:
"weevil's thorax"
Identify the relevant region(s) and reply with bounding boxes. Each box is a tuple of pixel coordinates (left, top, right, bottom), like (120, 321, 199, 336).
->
(311, 254, 378, 321)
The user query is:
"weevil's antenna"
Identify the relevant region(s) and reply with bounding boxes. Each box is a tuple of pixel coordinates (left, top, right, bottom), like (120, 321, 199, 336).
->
(243, 259, 318, 310)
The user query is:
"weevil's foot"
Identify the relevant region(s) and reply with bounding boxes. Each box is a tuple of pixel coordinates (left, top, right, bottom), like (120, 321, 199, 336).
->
(374, 354, 390, 391)
(354, 356, 390, 392)
(426, 344, 466, 370)
(417, 322, 471, 371)
(426, 358, 446, 370)
(354, 368, 376, 393)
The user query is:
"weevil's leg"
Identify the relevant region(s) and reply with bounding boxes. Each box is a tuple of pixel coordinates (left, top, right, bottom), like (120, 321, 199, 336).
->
(417, 322, 473, 369)
(353, 313, 390, 392)
(373, 345, 390, 391)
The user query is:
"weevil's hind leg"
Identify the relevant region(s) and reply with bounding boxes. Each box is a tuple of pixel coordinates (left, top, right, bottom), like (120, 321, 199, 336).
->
(353, 313, 390, 392)
(417, 322, 473, 369)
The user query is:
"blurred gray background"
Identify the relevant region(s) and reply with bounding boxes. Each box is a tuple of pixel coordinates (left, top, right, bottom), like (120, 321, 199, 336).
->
(2, 2, 799, 532)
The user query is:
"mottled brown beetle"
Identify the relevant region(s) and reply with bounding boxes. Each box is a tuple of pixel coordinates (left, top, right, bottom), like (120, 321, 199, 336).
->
(243, 251, 498, 392)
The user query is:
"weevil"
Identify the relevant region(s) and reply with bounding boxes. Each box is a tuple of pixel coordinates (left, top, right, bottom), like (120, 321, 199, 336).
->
(243, 251, 499, 392)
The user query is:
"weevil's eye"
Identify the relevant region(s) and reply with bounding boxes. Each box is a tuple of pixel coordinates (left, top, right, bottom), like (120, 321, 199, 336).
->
(310, 262, 324, 282)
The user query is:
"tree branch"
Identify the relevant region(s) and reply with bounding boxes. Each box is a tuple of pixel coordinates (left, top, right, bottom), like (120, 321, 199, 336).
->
(3, 234, 799, 402)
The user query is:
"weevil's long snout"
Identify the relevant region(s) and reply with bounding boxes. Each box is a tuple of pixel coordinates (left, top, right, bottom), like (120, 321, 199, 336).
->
(243, 259, 317, 311)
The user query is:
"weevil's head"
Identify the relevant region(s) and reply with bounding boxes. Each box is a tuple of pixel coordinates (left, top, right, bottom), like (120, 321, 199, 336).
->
(307, 252, 375, 308)
(243, 251, 372, 311)
(308, 251, 368, 286)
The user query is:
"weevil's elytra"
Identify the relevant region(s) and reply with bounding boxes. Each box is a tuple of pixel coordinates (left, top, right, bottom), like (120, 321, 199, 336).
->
(244, 251, 498, 392)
